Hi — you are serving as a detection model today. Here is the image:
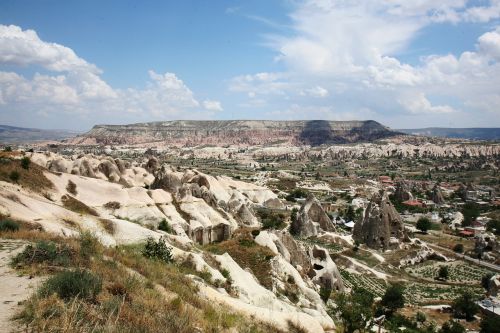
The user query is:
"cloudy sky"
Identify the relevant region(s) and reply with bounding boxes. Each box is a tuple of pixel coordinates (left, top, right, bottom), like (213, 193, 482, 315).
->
(0, 0, 499, 130)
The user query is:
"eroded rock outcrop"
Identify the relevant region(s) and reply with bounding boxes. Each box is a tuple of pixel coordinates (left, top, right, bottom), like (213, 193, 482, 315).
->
(394, 180, 413, 202)
(431, 184, 445, 205)
(291, 194, 335, 238)
(353, 191, 406, 250)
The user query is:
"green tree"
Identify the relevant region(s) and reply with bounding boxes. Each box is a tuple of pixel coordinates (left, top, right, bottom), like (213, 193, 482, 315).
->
(462, 203, 480, 227)
(416, 217, 432, 233)
(486, 220, 500, 236)
(331, 288, 374, 333)
(452, 290, 479, 321)
(439, 320, 465, 333)
(453, 244, 464, 253)
(481, 273, 494, 291)
(480, 314, 500, 333)
(438, 266, 449, 280)
(381, 284, 405, 315)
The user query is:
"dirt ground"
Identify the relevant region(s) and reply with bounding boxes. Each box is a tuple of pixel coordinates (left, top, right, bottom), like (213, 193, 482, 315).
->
(0, 239, 42, 333)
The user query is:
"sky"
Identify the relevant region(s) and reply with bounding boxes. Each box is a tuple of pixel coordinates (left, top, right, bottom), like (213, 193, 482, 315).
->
(0, 0, 499, 130)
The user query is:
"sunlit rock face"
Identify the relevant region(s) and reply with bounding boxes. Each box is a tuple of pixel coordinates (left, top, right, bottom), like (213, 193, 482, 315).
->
(291, 194, 336, 238)
(353, 191, 406, 250)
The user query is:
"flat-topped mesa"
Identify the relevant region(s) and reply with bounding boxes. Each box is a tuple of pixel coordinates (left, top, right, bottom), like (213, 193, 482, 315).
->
(69, 120, 399, 147)
(353, 191, 406, 250)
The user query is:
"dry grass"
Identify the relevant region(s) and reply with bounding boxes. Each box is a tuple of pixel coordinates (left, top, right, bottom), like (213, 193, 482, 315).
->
(0, 158, 53, 193)
(8, 230, 285, 333)
(61, 195, 99, 216)
(99, 218, 116, 235)
(203, 229, 276, 289)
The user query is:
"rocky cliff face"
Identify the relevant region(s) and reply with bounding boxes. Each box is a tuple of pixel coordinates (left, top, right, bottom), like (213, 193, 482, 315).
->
(69, 120, 399, 147)
(353, 191, 406, 250)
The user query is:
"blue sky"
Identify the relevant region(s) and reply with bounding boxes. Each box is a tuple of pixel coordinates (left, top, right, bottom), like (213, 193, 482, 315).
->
(0, 0, 499, 130)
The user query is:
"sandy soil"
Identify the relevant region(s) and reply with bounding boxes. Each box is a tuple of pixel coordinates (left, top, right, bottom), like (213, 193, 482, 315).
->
(0, 239, 42, 333)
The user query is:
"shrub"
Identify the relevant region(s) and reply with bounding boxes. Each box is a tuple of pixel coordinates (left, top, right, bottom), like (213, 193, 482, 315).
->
(416, 217, 432, 233)
(158, 219, 172, 233)
(79, 232, 100, 261)
(438, 266, 449, 280)
(142, 237, 173, 263)
(481, 273, 494, 291)
(453, 244, 464, 253)
(66, 180, 77, 195)
(9, 170, 20, 183)
(39, 269, 102, 302)
(61, 195, 98, 216)
(440, 320, 465, 333)
(319, 286, 332, 303)
(20, 157, 31, 170)
(221, 268, 232, 283)
(3, 146, 12, 152)
(103, 201, 121, 210)
(0, 219, 20, 232)
(12, 241, 72, 267)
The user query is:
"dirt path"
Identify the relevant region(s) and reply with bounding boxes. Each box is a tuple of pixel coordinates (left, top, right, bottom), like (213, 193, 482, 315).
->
(0, 239, 42, 333)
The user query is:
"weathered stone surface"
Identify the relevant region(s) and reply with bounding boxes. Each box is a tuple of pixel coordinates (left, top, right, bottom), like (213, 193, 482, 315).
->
(70, 120, 398, 147)
(394, 180, 413, 202)
(291, 194, 335, 238)
(309, 246, 344, 292)
(431, 184, 445, 205)
(353, 191, 406, 250)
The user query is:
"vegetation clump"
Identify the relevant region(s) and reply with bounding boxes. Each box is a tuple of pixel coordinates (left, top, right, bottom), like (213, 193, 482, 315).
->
(39, 269, 102, 302)
(103, 200, 121, 210)
(142, 236, 173, 263)
(66, 179, 77, 195)
(0, 219, 20, 232)
(158, 219, 172, 233)
(61, 195, 98, 216)
(416, 217, 432, 233)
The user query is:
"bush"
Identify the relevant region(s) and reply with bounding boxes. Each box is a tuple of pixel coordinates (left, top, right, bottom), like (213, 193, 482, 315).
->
(20, 157, 31, 170)
(9, 170, 20, 183)
(0, 219, 20, 232)
(39, 269, 102, 302)
(158, 219, 172, 233)
(481, 273, 494, 291)
(12, 241, 72, 266)
(416, 217, 432, 233)
(103, 201, 121, 210)
(79, 232, 100, 261)
(438, 266, 449, 280)
(453, 244, 464, 253)
(452, 290, 479, 321)
(440, 320, 465, 333)
(319, 286, 332, 303)
(256, 209, 286, 230)
(3, 146, 12, 152)
(142, 237, 173, 263)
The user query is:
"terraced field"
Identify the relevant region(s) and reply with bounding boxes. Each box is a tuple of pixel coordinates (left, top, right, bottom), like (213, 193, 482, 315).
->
(405, 260, 493, 284)
(339, 268, 387, 297)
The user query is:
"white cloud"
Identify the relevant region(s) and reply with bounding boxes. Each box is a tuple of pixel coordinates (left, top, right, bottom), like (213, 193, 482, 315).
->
(399, 93, 455, 114)
(203, 99, 223, 111)
(301, 86, 329, 98)
(0, 25, 222, 128)
(0, 25, 99, 73)
(230, 1, 500, 127)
